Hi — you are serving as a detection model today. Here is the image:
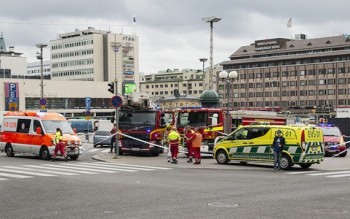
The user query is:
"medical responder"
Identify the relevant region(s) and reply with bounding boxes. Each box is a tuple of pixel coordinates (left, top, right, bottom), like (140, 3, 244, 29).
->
(192, 127, 203, 165)
(51, 128, 68, 161)
(184, 125, 195, 163)
(163, 125, 172, 162)
(168, 126, 181, 164)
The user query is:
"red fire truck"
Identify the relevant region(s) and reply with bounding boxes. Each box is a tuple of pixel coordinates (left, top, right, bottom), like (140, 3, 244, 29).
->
(118, 93, 174, 156)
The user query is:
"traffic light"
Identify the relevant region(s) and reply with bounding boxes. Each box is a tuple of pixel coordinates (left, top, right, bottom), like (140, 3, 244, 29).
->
(108, 82, 115, 94)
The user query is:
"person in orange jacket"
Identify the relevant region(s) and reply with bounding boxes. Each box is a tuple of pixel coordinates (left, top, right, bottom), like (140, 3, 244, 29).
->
(192, 127, 203, 165)
(184, 125, 195, 163)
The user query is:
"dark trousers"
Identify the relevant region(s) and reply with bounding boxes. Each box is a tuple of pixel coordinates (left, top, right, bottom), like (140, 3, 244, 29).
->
(110, 137, 116, 152)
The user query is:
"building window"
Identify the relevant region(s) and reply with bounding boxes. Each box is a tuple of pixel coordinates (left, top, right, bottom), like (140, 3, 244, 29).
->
(264, 72, 271, 78)
(300, 90, 307, 96)
(249, 83, 255, 88)
(183, 83, 187, 87)
(338, 78, 346, 84)
(308, 90, 316, 95)
(327, 79, 335, 85)
(319, 90, 325, 95)
(248, 73, 254, 79)
(273, 91, 279, 97)
(300, 70, 305, 76)
(256, 83, 262, 88)
(328, 89, 335, 95)
(273, 72, 279, 77)
(290, 81, 297, 86)
(308, 80, 316, 86)
(265, 92, 271, 97)
(290, 91, 297, 96)
(338, 99, 346, 105)
(282, 71, 289, 77)
(155, 85, 159, 88)
(308, 69, 316, 76)
(282, 81, 289, 87)
(319, 69, 326, 74)
(240, 84, 246, 89)
(338, 89, 345, 95)
(328, 68, 335, 74)
(300, 80, 307, 86)
(319, 79, 326, 85)
(300, 100, 306, 106)
(290, 71, 296, 76)
(282, 91, 288, 96)
(308, 100, 315, 106)
(146, 85, 149, 89)
(256, 73, 262, 78)
(338, 67, 346, 73)
(249, 92, 254, 97)
(165, 84, 168, 88)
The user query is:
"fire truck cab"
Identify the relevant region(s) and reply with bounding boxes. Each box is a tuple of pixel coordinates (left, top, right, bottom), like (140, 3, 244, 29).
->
(118, 93, 174, 156)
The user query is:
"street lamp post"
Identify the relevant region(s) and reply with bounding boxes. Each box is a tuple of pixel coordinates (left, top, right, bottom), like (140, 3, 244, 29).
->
(219, 70, 238, 110)
(219, 70, 238, 134)
(199, 58, 208, 89)
(202, 16, 221, 91)
(36, 43, 47, 99)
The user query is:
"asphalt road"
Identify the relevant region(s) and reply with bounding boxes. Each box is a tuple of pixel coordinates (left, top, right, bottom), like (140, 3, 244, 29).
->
(0, 144, 349, 219)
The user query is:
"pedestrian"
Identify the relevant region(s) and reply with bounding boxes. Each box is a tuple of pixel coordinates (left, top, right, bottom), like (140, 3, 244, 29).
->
(168, 126, 181, 164)
(51, 128, 68, 161)
(163, 125, 172, 162)
(184, 125, 195, 163)
(110, 124, 117, 153)
(271, 130, 285, 171)
(192, 127, 203, 165)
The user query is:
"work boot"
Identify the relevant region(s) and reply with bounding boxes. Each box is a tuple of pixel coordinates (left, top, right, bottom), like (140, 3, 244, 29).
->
(171, 159, 178, 164)
(187, 158, 193, 163)
(51, 158, 56, 162)
(65, 156, 69, 162)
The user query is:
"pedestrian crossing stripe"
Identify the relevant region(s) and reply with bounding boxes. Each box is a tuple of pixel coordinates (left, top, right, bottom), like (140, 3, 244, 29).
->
(0, 162, 172, 181)
(284, 169, 350, 179)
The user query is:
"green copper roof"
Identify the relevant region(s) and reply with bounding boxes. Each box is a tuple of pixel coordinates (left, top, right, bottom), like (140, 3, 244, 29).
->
(0, 34, 7, 52)
(199, 90, 220, 103)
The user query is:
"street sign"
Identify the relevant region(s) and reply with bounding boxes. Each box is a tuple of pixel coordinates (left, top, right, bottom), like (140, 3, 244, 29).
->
(85, 97, 91, 111)
(39, 98, 47, 106)
(85, 110, 91, 116)
(111, 95, 123, 109)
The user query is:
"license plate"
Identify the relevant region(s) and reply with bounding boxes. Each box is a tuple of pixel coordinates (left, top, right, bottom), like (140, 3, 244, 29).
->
(201, 146, 209, 152)
(311, 146, 319, 152)
(131, 148, 140, 151)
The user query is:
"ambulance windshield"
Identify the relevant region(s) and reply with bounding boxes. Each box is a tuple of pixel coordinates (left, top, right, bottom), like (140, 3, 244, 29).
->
(42, 120, 75, 134)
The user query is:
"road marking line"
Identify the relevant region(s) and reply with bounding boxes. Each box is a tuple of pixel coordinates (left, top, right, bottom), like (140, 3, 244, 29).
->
(284, 171, 322, 175)
(0, 172, 33, 178)
(96, 162, 173, 170)
(0, 178, 8, 181)
(101, 149, 110, 153)
(78, 163, 141, 172)
(58, 163, 116, 173)
(12, 166, 78, 176)
(306, 170, 350, 176)
(41, 164, 99, 174)
(0, 167, 56, 177)
(327, 174, 350, 178)
(87, 149, 99, 152)
(87, 162, 155, 171)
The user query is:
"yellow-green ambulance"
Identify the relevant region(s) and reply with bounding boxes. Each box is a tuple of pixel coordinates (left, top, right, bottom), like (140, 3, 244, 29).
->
(213, 124, 324, 169)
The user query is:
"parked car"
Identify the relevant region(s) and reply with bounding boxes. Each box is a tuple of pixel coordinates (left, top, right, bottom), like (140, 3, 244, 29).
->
(93, 130, 111, 148)
(318, 124, 347, 157)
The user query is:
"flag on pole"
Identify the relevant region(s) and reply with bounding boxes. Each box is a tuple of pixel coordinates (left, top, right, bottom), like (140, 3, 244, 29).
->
(132, 15, 136, 24)
(287, 18, 292, 28)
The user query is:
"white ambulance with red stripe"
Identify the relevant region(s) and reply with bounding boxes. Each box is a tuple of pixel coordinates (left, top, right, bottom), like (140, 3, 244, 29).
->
(0, 111, 83, 160)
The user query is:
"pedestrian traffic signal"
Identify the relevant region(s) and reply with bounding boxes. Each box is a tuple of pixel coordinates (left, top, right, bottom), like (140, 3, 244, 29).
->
(108, 82, 115, 94)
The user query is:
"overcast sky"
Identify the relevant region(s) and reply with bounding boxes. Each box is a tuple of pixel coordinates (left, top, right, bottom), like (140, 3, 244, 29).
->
(1, 0, 350, 74)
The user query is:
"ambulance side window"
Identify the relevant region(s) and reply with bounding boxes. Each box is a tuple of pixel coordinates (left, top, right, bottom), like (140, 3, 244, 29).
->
(17, 119, 31, 133)
(33, 120, 42, 133)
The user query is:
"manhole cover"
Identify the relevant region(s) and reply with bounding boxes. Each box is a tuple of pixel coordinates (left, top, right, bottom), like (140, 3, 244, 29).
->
(208, 202, 239, 208)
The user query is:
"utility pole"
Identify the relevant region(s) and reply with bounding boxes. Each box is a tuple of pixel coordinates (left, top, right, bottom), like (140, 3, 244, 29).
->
(36, 43, 47, 98)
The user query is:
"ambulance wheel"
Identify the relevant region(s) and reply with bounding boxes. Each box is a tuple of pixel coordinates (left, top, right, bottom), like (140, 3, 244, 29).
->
(280, 154, 292, 170)
(216, 150, 229, 164)
(40, 147, 51, 160)
(299, 163, 312, 169)
(5, 144, 15, 157)
(69, 155, 79, 160)
(151, 148, 160, 157)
